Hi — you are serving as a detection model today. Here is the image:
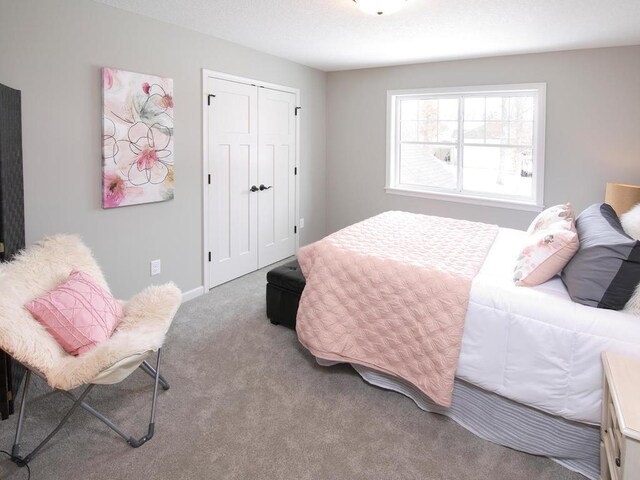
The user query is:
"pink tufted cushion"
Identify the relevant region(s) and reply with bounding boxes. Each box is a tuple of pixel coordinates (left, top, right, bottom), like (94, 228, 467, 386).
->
(25, 270, 123, 356)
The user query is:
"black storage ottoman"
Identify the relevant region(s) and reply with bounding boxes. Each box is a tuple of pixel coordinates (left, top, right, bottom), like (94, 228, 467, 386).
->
(266, 259, 306, 329)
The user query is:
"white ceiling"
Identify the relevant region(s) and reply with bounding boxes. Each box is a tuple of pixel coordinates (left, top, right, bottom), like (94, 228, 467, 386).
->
(94, 0, 640, 71)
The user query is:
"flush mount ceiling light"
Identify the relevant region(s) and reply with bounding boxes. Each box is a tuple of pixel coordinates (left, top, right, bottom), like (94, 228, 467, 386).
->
(353, 0, 409, 16)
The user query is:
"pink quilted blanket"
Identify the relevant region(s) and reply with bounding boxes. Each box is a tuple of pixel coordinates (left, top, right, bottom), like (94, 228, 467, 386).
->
(296, 211, 498, 407)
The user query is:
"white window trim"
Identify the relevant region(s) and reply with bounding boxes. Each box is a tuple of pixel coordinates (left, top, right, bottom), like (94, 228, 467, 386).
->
(385, 83, 546, 212)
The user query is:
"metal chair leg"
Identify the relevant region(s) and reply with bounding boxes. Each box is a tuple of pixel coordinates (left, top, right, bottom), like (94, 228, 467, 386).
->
(9, 350, 169, 466)
(11, 369, 32, 459)
(59, 390, 131, 442)
(127, 348, 162, 448)
(140, 358, 170, 390)
(14, 384, 94, 466)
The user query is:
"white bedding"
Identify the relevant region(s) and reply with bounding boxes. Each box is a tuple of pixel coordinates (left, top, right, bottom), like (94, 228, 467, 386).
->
(458, 227, 640, 425)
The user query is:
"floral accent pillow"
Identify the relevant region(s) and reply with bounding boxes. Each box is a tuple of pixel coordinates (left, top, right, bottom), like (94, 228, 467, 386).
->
(514, 204, 579, 286)
(526, 203, 573, 235)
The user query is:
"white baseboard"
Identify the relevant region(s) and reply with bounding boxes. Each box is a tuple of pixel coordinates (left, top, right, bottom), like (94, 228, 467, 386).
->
(182, 286, 204, 303)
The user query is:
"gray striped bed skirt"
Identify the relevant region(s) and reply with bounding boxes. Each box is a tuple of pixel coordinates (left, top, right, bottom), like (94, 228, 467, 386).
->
(317, 359, 599, 479)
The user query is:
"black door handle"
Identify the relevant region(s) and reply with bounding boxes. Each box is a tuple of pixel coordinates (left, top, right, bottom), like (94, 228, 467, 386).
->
(250, 185, 259, 192)
(259, 184, 272, 191)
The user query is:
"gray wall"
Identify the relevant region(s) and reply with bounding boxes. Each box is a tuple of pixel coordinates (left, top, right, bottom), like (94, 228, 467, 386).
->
(0, 0, 327, 298)
(326, 46, 640, 232)
(2, 0, 638, 299)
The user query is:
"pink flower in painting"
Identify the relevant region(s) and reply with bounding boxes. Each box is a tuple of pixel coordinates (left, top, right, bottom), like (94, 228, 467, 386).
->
(137, 146, 159, 170)
(142, 82, 150, 94)
(117, 121, 172, 186)
(103, 172, 126, 207)
(103, 68, 114, 89)
(161, 94, 174, 109)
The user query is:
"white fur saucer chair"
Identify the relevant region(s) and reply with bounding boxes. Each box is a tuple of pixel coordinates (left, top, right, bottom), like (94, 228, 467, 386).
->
(0, 235, 182, 467)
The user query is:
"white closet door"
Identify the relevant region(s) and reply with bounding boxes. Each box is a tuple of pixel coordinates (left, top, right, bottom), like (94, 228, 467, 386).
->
(208, 78, 258, 287)
(257, 88, 297, 268)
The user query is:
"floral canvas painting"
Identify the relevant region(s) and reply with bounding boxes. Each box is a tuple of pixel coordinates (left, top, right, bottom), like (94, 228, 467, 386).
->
(102, 68, 174, 208)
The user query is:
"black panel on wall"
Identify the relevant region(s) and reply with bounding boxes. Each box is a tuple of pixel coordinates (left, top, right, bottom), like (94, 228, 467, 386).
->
(0, 82, 25, 261)
(0, 82, 26, 420)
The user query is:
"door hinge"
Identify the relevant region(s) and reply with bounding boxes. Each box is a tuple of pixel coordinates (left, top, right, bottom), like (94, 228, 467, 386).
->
(294, 226, 297, 234)
(295, 106, 302, 116)
(208, 174, 211, 185)
(294, 167, 297, 175)
(207, 94, 216, 106)
(208, 252, 212, 262)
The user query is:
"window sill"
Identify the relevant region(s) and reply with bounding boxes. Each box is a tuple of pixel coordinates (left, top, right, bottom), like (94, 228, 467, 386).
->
(384, 186, 544, 212)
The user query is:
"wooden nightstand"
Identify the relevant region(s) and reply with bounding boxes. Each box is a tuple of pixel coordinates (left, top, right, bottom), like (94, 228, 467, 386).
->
(601, 352, 640, 480)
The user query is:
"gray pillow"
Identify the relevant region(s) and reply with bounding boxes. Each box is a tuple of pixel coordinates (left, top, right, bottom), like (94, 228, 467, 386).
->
(561, 203, 640, 310)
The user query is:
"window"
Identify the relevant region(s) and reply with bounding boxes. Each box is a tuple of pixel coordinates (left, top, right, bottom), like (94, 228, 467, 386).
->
(386, 84, 546, 210)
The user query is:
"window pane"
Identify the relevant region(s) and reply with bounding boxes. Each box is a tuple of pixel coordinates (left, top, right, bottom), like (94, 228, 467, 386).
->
(485, 121, 508, 144)
(510, 96, 534, 122)
(462, 146, 533, 197)
(410, 97, 460, 142)
(400, 144, 457, 189)
(401, 99, 418, 121)
(418, 100, 438, 121)
(464, 97, 485, 121)
(464, 121, 485, 143)
(438, 98, 459, 121)
(438, 121, 458, 143)
(391, 87, 542, 205)
(418, 121, 438, 142)
(486, 97, 509, 121)
(401, 120, 418, 141)
(509, 121, 534, 145)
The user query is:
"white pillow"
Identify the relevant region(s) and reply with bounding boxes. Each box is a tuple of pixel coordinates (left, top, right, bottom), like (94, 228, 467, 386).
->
(621, 203, 640, 240)
(622, 203, 640, 315)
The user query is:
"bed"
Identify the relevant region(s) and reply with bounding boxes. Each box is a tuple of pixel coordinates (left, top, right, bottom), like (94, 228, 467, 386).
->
(296, 212, 640, 480)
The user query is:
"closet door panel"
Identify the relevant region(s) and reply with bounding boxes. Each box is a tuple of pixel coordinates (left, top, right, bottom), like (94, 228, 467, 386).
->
(258, 88, 296, 268)
(207, 78, 258, 287)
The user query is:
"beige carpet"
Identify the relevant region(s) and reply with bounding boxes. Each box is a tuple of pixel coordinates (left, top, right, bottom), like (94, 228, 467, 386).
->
(0, 262, 585, 479)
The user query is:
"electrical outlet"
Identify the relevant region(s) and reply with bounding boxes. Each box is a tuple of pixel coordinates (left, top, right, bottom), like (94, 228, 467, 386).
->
(150, 259, 161, 276)
(299, 218, 305, 229)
